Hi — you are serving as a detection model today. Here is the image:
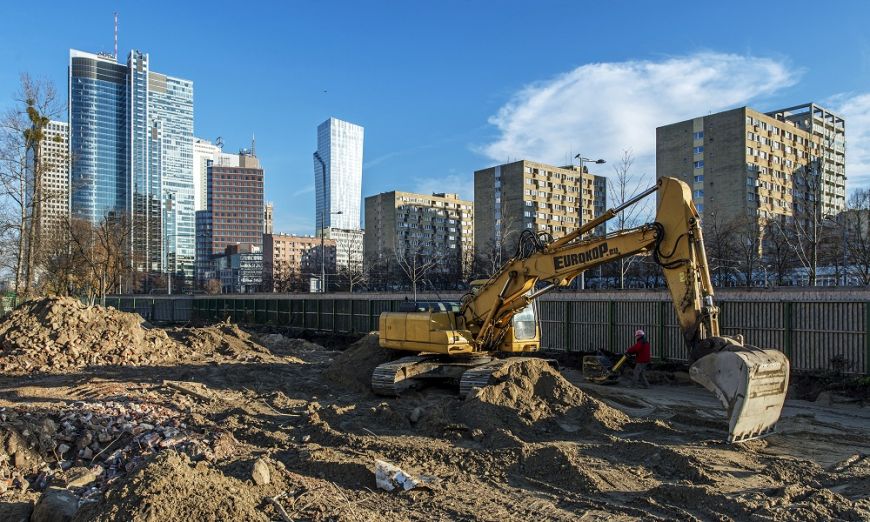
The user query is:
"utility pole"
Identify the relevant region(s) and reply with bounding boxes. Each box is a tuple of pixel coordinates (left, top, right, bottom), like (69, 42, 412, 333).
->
(574, 154, 606, 289)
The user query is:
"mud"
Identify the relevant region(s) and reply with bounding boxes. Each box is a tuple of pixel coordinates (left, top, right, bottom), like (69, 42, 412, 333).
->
(0, 306, 866, 521)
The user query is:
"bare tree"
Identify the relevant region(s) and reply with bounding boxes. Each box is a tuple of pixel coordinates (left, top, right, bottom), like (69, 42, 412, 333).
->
(395, 240, 441, 301)
(843, 189, 870, 284)
(704, 209, 738, 286)
(732, 214, 763, 287)
(67, 213, 130, 304)
(336, 237, 368, 293)
(762, 216, 796, 286)
(780, 159, 832, 286)
(608, 149, 652, 288)
(0, 75, 64, 298)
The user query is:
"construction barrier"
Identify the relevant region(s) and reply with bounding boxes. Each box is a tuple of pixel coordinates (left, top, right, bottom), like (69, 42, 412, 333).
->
(95, 291, 869, 375)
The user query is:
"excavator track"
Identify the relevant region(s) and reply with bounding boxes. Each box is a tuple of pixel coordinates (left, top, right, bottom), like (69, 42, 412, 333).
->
(371, 356, 429, 396)
(458, 360, 512, 398)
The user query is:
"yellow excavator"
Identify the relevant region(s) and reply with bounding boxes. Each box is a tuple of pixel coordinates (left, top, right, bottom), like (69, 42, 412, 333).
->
(375, 177, 790, 443)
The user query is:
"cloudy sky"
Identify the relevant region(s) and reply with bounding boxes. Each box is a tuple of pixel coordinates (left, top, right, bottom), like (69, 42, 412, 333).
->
(2, 1, 869, 233)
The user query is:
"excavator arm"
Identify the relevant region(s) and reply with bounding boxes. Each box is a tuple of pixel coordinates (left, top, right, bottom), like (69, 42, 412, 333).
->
(460, 177, 789, 441)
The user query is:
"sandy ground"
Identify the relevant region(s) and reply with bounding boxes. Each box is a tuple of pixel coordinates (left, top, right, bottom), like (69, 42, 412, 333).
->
(0, 329, 868, 521)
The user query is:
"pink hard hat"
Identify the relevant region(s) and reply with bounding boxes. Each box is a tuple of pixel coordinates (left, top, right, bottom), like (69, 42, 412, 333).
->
(635, 329, 645, 337)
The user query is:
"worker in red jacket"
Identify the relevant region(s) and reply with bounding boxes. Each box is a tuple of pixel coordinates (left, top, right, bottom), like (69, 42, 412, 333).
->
(626, 329, 651, 388)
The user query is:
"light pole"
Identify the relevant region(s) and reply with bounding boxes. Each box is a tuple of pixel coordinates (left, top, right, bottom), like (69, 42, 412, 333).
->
(573, 154, 606, 290)
(313, 152, 329, 293)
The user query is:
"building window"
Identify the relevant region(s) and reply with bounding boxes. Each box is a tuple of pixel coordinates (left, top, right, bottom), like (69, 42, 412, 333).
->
(693, 161, 704, 169)
(694, 175, 704, 183)
(693, 131, 704, 139)
(693, 146, 704, 154)
(693, 189, 704, 198)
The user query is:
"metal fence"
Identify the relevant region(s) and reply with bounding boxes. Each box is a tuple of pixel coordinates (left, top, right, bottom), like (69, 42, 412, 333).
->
(95, 293, 870, 375)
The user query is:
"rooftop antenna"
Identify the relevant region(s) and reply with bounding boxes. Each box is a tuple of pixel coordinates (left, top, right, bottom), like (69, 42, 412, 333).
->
(251, 133, 256, 156)
(113, 12, 118, 60)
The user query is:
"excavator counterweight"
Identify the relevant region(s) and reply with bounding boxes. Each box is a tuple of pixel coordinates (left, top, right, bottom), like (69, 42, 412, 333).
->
(376, 177, 790, 442)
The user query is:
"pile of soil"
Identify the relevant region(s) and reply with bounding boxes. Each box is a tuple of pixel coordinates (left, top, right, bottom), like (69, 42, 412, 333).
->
(323, 333, 393, 392)
(460, 359, 630, 444)
(0, 297, 175, 373)
(74, 452, 269, 522)
(173, 321, 276, 363)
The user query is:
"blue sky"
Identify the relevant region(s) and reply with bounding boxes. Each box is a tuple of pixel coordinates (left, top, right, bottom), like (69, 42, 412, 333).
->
(2, 1, 869, 234)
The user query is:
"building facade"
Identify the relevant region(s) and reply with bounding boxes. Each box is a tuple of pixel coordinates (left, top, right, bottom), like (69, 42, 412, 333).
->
(364, 191, 474, 275)
(264, 202, 273, 234)
(195, 151, 264, 286)
(69, 49, 195, 286)
(193, 138, 222, 211)
(263, 233, 336, 291)
(656, 103, 846, 227)
(206, 244, 262, 294)
(27, 120, 69, 242)
(474, 160, 607, 261)
(325, 228, 364, 272)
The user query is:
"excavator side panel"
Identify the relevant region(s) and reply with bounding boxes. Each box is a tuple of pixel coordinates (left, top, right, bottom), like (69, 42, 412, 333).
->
(379, 311, 474, 355)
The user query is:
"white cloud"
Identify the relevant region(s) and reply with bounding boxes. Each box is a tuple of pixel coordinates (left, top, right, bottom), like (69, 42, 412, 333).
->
(828, 93, 870, 192)
(292, 184, 315, 197)
(480, 52, 799, 187)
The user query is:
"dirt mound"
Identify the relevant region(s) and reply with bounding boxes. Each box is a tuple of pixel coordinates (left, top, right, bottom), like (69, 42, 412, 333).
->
(0, 297, 175, 373)
(323, 333, 393, 392)
(460, 359, 629, 444)
(174, 321, 275, 362)
(74, 452, 268, 522)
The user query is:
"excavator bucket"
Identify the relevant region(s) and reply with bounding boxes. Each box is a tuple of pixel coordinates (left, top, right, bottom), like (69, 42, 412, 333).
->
(689, 347, 790, 443)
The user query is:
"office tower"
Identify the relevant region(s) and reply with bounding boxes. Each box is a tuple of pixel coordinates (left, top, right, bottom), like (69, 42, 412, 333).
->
(195, 151, 264, 285)
(27, 120, 69, 241)
(69, 49, 194, 286)
(193, 138, 222, 211)
(474, 160, 607, 259)
(264, 202, 273, 234)
(263, 233, 336, 291)
(313, 117, 364, 231)
(656, 103, 846, 226)
(364, 191, 474, 275)
(313, 117, 364, 270)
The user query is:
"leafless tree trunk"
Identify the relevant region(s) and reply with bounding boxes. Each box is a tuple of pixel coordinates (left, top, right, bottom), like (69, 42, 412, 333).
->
(780, 159, 832, 286)
(732, 214, 763, 286)
(0, 74, 63, 299)
(762, 216, 796, 286)
(609, 149, 651, 289)
(395, 241, 440, 302)
(67, 214, 130, 304)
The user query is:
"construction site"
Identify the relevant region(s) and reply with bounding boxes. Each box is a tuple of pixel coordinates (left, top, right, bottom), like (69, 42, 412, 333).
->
(0, 293, 865, 521)
(0, 177, 866, 521)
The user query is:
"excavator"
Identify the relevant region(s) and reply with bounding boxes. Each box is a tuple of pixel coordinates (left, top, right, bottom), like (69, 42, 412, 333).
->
(375, 177, 790, 443)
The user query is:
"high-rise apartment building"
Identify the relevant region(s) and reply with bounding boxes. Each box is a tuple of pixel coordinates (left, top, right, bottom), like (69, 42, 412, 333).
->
(193, 138, 222, 211)
(195, 151, 264, 284)
(69, 49, 194, 284)
(474, 160, 607, 259)
(264, 202, 273, 234)
(313, 117, 364, 270)
(27, 120, 69, 241)
(364, 191, 474, 274)
(656, 103, 846, 227)
(263, 233, 336, 291)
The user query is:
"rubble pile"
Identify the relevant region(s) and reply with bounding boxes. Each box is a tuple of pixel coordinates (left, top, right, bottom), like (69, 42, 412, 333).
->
(0, 396, 242, 501)
(0, 297, 176, 373)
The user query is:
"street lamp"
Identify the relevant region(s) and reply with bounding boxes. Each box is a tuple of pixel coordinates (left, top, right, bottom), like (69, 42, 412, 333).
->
(313, 151, 340, 293)
(573, 154, 606, 290)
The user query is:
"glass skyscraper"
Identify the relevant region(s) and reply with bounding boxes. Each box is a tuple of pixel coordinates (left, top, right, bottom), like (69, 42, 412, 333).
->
(313, 117, 364, 231)
(69, 49, 194, 287)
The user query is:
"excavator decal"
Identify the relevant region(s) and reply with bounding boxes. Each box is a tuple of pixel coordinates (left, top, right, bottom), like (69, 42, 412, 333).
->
(554, 243, 609, 270)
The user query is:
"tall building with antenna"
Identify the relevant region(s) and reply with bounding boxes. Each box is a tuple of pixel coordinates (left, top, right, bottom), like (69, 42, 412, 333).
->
(69, 47, 194, 290)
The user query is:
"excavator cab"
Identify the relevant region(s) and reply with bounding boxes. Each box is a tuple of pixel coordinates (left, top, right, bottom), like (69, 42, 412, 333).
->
(497, 300, 540, 353)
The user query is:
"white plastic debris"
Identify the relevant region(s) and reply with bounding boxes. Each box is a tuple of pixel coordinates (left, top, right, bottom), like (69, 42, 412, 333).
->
(374, 459, 432, 492)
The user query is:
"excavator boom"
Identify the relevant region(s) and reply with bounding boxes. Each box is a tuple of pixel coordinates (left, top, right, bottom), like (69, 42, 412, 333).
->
(378, 177, 789, 442)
